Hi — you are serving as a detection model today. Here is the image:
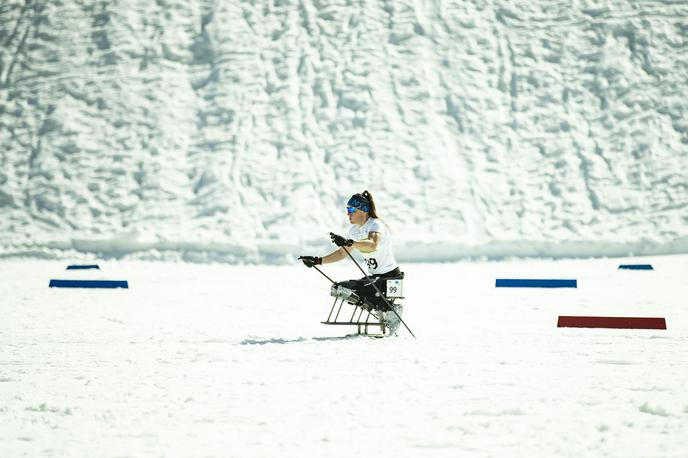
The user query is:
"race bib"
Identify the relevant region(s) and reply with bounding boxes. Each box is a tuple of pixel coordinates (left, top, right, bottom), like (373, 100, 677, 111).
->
(386, 279, 403, 298)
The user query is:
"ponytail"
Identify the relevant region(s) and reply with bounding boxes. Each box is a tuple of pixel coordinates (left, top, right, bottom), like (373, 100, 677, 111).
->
(362, 190, 379, 219)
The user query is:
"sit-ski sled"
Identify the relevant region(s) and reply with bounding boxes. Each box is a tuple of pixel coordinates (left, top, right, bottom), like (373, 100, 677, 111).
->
(308, 246, 415, 338)
(323, 276, 405, 337)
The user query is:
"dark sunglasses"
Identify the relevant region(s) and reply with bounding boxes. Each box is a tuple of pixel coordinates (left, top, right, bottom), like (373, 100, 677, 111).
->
(346, 206, 356, 214)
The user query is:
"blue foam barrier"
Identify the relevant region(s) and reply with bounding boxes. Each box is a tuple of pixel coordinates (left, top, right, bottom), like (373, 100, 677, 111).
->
(66, 264, 100, 270)
(49, 279, 128, 289)
(495, 279, 577, 288)
(618, 264, 653, 270)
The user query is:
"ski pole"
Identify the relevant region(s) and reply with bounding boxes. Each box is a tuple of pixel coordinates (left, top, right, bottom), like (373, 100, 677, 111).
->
(299, 256, 336, 284)
(313, 265, 336, 284)
(341, 246, 416, 339)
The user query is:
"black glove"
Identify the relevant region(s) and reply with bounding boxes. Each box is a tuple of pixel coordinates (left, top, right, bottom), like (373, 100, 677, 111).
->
(329, 232, 353, 247)
(298, 256, 321, 268)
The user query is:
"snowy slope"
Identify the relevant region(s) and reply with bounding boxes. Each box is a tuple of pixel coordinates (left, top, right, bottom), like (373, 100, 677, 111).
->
(1, 0, 687, 261)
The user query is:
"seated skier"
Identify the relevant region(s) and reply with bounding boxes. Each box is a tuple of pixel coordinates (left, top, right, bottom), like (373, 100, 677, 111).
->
(299, 190, 402, 310)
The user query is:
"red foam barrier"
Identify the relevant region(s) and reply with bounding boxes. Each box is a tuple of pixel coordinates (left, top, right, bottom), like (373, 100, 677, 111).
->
(557, 316, 666, 330)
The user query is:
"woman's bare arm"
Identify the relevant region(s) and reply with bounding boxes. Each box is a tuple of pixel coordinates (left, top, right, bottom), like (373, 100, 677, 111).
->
(352, 232, 380, 253)
(321, 247, 347, 264)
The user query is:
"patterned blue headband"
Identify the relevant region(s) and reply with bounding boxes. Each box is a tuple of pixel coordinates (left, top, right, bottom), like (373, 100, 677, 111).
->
(347, 194, 370, 212)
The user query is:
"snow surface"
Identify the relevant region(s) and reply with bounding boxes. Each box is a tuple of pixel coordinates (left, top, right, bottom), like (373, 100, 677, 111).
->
(2, 1, 688, 262)
(1, 256, 687, 457)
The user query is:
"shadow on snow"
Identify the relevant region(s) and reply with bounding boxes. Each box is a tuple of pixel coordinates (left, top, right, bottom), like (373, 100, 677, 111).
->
(239, 335, 365, 345)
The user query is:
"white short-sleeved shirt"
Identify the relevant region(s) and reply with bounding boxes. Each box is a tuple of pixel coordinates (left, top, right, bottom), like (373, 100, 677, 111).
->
(347, 218, 398, 275)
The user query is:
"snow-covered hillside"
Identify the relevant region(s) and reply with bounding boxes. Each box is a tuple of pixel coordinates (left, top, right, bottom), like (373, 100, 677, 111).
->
(1, 0, 687, 262)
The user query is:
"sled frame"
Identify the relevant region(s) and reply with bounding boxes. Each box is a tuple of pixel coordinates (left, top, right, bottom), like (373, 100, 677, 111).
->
(321, 296, 403, 336)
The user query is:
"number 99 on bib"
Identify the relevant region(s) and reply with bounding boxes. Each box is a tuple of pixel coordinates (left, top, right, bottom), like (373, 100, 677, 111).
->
(386, 279, 403, 298)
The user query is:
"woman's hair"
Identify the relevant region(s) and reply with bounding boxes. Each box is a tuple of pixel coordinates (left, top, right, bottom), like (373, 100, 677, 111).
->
(362, 190, 378, 218)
